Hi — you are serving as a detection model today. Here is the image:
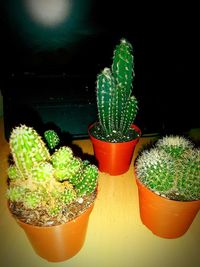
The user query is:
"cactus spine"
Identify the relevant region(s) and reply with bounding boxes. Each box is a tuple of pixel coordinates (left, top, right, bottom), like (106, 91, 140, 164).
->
(95, 38, 138, 142)
(135, 135, 200, 201)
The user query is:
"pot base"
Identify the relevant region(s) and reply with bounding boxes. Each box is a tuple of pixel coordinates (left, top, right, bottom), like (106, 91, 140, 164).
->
(16, 204, 94, 262)
(136, 179, 200, 239)
(89, 123, 141, 175)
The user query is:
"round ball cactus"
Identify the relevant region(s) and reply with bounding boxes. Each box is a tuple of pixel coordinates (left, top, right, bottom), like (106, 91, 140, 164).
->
(135, 135, 200, 201)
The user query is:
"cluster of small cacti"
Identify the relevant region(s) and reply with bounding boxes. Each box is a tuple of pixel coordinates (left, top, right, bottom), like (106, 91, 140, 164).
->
(135, 135, 200, 201)
(92, 38, 139, 142)
(7, 125, 98, 216)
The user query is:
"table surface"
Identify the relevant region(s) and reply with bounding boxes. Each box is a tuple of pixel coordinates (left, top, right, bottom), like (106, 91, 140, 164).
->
(0, 117, 200, 267)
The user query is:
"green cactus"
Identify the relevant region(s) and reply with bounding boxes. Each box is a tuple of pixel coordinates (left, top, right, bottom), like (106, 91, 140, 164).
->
(7, 186, 26, 202)
(112, 38, 134, 96)
(60, 187, 77, 205)
(67, 158, 83, 185)
(51, 146, 74, 181)
(76, 164, 99, 196)
(23, 191, 43, 209)
(91, 38, 139, 142)
(31, 162, 54, 183)
(44, 130, 60, 149)
(9, 125, 50, 179)
(8, 165, 22, 180)
(51, 146, 73, 169)
(7, 124, 99, 225)
(96, 68, 115, 137)
(135, 135, 200, 201)
(155, 135, 194, 157)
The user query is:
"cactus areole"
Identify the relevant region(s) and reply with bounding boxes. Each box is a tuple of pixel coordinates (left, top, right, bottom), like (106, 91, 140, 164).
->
(7, 124, 99, 227)
(89, 38, 140, 143)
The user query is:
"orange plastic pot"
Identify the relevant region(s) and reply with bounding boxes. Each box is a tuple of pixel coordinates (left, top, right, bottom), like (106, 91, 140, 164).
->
(135, 178, 200, 238)
(89, 124, 141, 175)
(15, 204, 94, 262)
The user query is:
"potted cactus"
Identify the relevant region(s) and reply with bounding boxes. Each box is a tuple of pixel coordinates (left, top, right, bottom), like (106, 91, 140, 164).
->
(7, 125, 98, 262)
(89, 38, 141, 175)
(134, 135, 200, 238)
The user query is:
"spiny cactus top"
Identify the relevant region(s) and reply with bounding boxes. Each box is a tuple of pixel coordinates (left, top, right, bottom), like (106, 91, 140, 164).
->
(135, 135, 200, 201)
(7, 124, 98, 225)
(155, 135, 194, 157)
(91, 38, 139, 142)
(9, 125, 51, 179)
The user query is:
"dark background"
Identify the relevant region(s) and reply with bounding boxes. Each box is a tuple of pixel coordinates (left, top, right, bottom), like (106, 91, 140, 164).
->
(0, 1, 198, 139)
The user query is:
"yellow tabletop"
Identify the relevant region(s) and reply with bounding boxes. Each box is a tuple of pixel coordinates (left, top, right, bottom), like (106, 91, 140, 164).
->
(0, 118, 200, 267)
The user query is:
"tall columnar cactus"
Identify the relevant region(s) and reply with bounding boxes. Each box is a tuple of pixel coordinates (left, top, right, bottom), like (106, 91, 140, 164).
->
(95, 38, 138, 142)
(9, 125, 51, 179)
(7, 125, 98, 224)
(135, 135, 200, 201)
(97, 68, 115, 136)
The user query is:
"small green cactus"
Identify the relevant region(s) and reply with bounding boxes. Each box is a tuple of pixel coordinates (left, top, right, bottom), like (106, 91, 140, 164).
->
(135, 135, 200, 201)
(51, 146, 74, 181)
(31, 162, 54, 183)
(9, 125, 51, 178)
(7, 124, 99, 225)
(91, 38, 139, 142)
(7, 186, 26, 202)
(7, 165, 22, 180)
(76, 164, 99, 196)
(44, 130, 60, 149)
(23, 191, 43, 209)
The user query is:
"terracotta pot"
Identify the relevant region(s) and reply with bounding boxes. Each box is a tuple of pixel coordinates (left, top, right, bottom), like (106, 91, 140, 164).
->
(135, 178, 200, 238)
(15, 204, 94, 262)
(89, 124, 141, 175)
